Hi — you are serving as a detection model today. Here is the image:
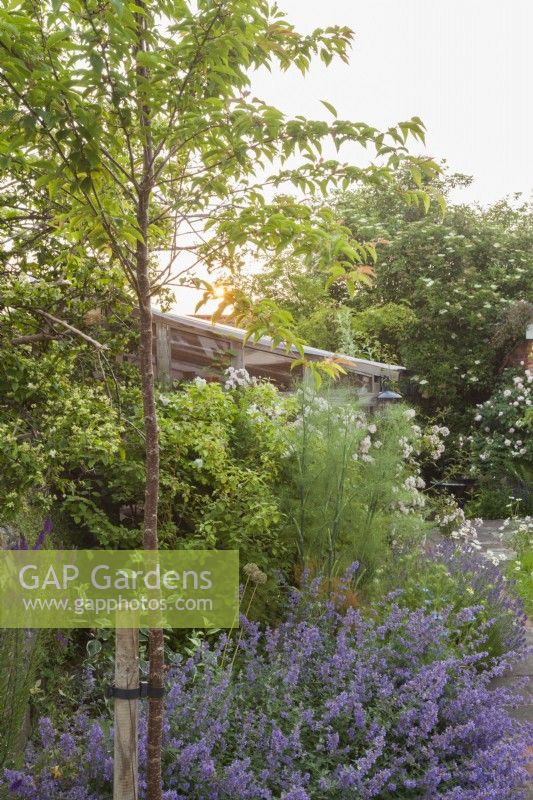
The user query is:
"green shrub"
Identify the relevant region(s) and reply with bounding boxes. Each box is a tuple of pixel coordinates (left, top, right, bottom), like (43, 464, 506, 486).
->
(464, 480, 533, 519)
(58, 378, 290, 572)
(351, 302, 417, 363)
(510, 548, 533, 616)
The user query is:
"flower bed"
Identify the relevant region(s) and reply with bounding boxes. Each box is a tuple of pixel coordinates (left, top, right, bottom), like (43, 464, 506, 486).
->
(3, 577, 531, 800)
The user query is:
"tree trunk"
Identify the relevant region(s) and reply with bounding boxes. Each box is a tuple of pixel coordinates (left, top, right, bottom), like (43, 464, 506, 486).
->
(134, 7, 164, 798)
(136, 241, 164, 800)
(113, 628, 139, 800)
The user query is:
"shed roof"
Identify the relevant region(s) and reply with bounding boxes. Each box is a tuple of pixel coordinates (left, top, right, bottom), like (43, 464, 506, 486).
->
(152, 309, 404, 390)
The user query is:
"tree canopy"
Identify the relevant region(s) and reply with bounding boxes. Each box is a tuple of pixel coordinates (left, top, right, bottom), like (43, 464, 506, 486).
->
(241, 172, 533, 429)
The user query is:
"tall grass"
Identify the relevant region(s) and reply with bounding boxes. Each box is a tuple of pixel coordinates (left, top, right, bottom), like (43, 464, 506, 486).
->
(0, 629, 44, 773)
(0, 518, 47, 777)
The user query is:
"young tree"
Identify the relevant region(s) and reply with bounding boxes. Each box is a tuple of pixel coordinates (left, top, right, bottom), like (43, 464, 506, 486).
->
(0, 1, 437, 796)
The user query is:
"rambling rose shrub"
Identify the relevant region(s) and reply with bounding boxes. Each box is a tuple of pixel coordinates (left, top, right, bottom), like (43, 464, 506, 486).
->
(463, 366, 533, 516)
(471, 367, 532, 478)
(2, 577, 531, 800)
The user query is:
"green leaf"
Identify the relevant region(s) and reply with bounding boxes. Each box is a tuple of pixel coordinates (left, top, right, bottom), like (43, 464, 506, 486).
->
(320, 100, 338, 118)
(86, 639, 102, 657)
(410, 165, 422, 188)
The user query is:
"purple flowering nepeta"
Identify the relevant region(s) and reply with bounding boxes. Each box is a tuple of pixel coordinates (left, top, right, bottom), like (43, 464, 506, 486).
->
(13, 518, 53, 551)
(380, 540, 528, 661)
(37, 717, 55, 748)
(431, 540, 528, 653)
(1, 580, 531, 799)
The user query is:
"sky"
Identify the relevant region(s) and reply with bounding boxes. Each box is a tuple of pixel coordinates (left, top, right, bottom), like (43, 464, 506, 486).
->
(253, 0, 533, 207)
(173, 0, 533, 313)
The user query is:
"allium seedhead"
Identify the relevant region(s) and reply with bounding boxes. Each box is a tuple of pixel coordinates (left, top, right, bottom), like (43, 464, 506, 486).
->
(243, 563, 267, 584)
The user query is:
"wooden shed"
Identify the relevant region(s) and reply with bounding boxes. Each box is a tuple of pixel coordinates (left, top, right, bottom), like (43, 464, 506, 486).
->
(153, 310, 404, 402)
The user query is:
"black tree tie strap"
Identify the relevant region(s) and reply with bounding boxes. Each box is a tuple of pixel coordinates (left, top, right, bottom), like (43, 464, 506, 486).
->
(106, 682, 165, 700)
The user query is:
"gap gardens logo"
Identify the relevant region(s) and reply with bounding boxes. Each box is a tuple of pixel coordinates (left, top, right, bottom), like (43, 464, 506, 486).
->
(0, 550, 238, 629)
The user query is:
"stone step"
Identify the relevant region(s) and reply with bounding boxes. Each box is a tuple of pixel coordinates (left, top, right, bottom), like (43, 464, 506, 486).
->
(508, 704, 533, 723)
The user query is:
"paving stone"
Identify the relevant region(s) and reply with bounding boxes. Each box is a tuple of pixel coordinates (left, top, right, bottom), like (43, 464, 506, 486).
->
(511, 657, 533, 678)
(508, 704, 533, 723)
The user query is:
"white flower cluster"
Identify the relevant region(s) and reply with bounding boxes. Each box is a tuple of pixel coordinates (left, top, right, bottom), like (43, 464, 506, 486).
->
(404, 475, 426, 491)
(472, 368, 532, 466)
(397, 497, 425, 514)
(352, 434, 374, 463)
(394, 474, 427, 515)
(336, 407, 367, 427)
(485, 549, 508, 566)
(498, 515, 533, 540)
(353, 420, 392, 464)
(436, 499, 482, 548)
(426, 425, 450, 460)
(505, 515, 533, 572)
(398, 420, 448, 465)
(359, 435, 372, 453)
(294, 393, 367, 430)
(399, 436, 414, 460)
(311, 395, 332, 412)
(224, 366, 256, 390)
(246, 401, 286, 421)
